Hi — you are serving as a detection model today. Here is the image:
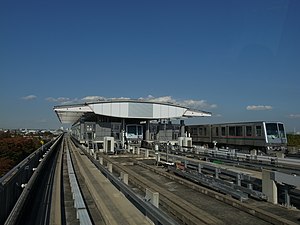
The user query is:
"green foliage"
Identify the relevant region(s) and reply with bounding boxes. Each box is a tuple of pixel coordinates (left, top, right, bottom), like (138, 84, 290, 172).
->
(287, 134, 300, 147)
(0, 133, 42, 177)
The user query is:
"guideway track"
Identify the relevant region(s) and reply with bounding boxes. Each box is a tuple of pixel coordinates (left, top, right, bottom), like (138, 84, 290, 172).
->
(103, 156, 224, 225)
(66, 136, 151, 225)
(103, 155, 300, 225)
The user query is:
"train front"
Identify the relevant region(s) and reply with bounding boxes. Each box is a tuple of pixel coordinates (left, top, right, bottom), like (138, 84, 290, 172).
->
(264, 122, 287, 152)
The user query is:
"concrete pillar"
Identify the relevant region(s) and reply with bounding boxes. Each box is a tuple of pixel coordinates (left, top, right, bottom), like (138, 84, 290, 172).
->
(137, 147, 140, 155)
(121, 119, 126, 148)
(247, 183, 253, 190)
(250, 149, 257, 156)
(99, 157, 103, 165)
(180, 120, 185, 137)
(108, 163, 112, 173)
(198, 163, 202, 174)
(145, 149, 149, 158)
(276, 152, 285, 158)
(156, 152, 161, 163)
(123, 173, 128, 185)
(215, 168, 220, 179)
(284, 188, 290, 207)
(145, 120, 150, 141)
(145, 188, 159, 208)
(236, 173, 242, 186)
(262, 170, 278, 204)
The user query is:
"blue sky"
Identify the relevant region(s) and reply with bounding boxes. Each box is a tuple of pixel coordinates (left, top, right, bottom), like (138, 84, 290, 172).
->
(0, 0, 299, 132)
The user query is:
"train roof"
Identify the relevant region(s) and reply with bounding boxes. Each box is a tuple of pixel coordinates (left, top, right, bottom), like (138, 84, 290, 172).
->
(187, 121, 284, 126)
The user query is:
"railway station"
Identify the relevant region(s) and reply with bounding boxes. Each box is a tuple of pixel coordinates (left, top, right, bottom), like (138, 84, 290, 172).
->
(54, 99, 211, 152)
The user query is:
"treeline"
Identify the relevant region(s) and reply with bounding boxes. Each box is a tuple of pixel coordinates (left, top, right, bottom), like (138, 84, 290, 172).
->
(0, 132, 42, 177)
(287, 134, 300, 147)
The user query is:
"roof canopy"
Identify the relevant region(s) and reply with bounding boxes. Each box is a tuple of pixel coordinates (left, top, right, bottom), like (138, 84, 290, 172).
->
(54, 100, 211, 124)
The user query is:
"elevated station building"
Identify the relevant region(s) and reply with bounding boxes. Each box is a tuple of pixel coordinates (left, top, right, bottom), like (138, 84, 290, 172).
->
(54, 99, 211, 152)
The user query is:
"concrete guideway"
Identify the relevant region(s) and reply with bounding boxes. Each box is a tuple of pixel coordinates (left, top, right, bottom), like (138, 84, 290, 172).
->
(49, 138, 64, 225)
(102, 155, 225, 225)
(103, 149, 300, 225)
(67, 138, 152, 225)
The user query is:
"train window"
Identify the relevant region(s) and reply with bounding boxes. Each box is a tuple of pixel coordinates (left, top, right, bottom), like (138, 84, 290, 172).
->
(138, 126, 142, 135)
(192, 127, 198, 134)
(229, 126, 235, 136)
(216, 127, 219, 136)
(278, 124, 286, 138)
(221, 127, 226, 136)
(266, 123, 279, 138)
(127, 125, 136, 135)
(199, 127, 203, 135)
(246, 126, 252, 136)
(204, 127, 207, 136)
(255, 126, 262, 136)
(236, 126, 243, 136)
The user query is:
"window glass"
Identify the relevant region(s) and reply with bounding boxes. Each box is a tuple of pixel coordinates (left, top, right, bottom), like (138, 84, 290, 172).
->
(127, 126, 136, 135)
(266, 123, 279, 138)
(199, 127, 203, 136)
(221, 127, 226, 136)
(236, 126, 243, 136)
(137, 126, 142, 135)
(278, 123, 286, 138)
(246, 126, 252, 136)
(255, 126, 262, 136)
(229, 127, 235, 136)
(216, 127, 219, 136)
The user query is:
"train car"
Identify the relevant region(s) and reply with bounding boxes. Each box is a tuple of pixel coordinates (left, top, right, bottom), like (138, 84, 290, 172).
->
(187, 121, 287, 153)
(125, 124, 143, 143)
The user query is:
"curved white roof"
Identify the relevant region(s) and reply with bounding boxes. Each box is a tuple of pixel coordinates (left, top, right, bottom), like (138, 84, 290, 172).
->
(54, 100, 211, 124)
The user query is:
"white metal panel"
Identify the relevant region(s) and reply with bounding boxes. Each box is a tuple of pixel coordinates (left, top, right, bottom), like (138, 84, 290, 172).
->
(153, 104, 161, 118)
(119, 102, 129, 117)
(183, 110, 211, 117)
(54, 105, 93, 112)
(102, 103, 111, 116)
(111, 103, 120, 116)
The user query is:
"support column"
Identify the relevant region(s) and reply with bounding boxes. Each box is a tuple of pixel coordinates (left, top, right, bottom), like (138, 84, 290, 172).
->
(99, 157, 103, 165)
(236, 173, 242, 186)
(284, 188, 291, 207)
(108, 163, 112, 173)
(198, 163, 202, 174)
(180, 120, 185, 137)
(262, 170, 278, 204)
(145, 188, 159, 208)
(121, 119, 126, 149)
(145, 149, 149, 158)
(215, 168, 220, 179)
(145, 120, 150, 141)
(123, 173, 128, 185)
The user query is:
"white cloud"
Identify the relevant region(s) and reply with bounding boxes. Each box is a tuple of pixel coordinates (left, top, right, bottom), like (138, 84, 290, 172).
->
(21, 95, 37, 100)
(81, 96, 106, 102)
(46, 97, 79, 105)
(246, 105, 273, 111)
(140, 95, 217, 110)
(288, 114, 300, 119)
(46, 97, 70, 102)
